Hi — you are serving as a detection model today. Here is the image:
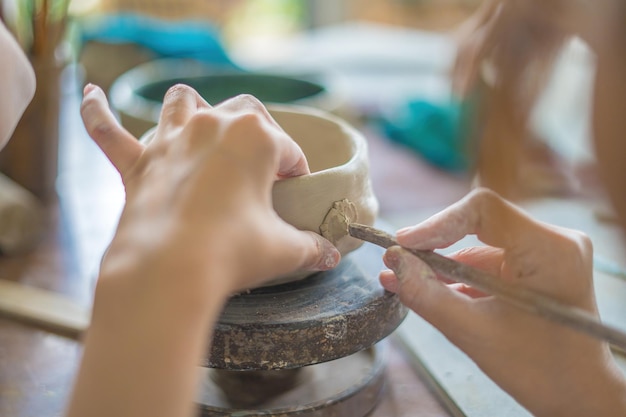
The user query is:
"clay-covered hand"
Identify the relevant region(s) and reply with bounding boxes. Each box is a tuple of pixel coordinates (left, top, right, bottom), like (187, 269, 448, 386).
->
(80, 84, 340, 297)
(380, 188, 626, 416)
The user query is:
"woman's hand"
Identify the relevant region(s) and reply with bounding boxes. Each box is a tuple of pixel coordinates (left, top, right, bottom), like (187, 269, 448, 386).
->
(380, 188, 626, 416)
(68, 84, 340, 417)
(80, 84, 339, 298)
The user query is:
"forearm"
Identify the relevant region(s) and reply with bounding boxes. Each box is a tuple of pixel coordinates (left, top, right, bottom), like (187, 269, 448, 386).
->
(531, 351, 626, 417)
(71, 81, 337, 417)
(65, 266, 231, 417)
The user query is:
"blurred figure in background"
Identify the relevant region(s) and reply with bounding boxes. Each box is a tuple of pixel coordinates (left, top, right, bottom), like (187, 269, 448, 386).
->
(453, 0, 576, 199)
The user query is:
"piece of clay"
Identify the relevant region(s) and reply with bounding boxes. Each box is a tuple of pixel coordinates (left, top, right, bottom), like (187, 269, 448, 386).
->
(320, 199, 358, 252)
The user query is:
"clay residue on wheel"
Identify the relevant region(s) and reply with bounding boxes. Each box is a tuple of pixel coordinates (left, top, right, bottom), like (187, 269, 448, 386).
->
(320, 199, 358, 246)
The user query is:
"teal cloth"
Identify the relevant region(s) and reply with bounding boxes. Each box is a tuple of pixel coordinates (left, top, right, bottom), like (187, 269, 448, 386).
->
(380, 98, 476, 172)
(79, 13, 237, 68)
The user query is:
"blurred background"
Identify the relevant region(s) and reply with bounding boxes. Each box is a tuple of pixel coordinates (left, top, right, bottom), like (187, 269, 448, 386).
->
(0, 0, 595, 263)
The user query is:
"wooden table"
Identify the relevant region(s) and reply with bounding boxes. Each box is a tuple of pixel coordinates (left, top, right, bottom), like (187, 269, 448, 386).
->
(0, 76, 468, 417)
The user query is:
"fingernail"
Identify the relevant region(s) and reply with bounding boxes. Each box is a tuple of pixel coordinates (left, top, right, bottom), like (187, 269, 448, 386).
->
(83, 83, 98, 96)
(396, 226, 415, 237)
(383, 246, 405, 279)
(320, 242, 341, 270)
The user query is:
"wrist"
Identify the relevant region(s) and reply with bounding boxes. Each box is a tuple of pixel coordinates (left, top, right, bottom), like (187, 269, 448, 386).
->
(95, 238, 235, 328)
(71, 251, 232, 417)
(532, 347, 626, 417)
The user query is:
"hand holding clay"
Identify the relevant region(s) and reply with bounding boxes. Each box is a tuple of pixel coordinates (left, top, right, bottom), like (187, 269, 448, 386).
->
(80, 84, 340, 296)
(380, 188, 626, 416)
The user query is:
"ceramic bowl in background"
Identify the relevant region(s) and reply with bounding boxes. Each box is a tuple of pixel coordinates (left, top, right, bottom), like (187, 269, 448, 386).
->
(111, 59, 342, 138)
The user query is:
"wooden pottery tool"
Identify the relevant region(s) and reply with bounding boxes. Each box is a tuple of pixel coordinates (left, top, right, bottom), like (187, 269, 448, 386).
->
(348, 223, 626, 352)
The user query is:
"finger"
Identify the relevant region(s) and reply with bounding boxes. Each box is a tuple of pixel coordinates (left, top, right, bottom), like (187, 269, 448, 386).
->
(384, 246, 478, 341)
(396, 188, 546, 251)
(381, 265, 457, 287)
(216, 94, 284, 132)
(473, 0, 502, 27)
(81, 84, 144, 176)
(272, 223, 341, 274)
(447, 246, 504, 277)
(451, 35, 481, 97)
(452, 17, 488, 96)
(447, 283, 489, 298)
(451, 2, 504, 96)
(158, 84, 209, 132)
(214, 94, 310, 177)
(379, 269, 400, 293)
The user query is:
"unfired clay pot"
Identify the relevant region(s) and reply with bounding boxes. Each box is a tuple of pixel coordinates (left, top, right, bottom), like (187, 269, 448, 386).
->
(141, 105, 378, 286)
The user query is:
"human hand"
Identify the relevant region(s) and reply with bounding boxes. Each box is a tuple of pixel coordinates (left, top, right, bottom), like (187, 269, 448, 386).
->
(80, 84, 340, 299)
(450, 1, 611, 199)
(450, 0, 618, 99)
(380, 188, 626, 416)
(452, 0, 577, 99)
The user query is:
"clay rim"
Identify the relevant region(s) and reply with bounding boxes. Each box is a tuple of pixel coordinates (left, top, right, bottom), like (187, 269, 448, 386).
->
(269, 104, 368, 181)
(137, 105, 368, 181)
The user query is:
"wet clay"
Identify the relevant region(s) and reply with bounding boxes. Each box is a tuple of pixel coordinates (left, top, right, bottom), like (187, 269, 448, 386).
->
(320, 199, 357, 252)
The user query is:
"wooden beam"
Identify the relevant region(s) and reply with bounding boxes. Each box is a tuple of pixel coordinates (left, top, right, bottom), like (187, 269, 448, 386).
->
(0, 279, 89, 339)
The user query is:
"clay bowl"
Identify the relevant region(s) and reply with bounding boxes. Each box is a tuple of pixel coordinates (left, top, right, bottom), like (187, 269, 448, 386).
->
(111, 59, 341, 138)
(140, 105, 378, 286)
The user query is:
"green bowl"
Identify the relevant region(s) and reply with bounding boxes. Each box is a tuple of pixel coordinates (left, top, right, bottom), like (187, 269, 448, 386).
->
(110, 59, 340, 137)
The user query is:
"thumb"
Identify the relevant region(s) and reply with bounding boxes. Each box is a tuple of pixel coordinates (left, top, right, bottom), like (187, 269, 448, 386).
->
(384, 246, 478, 342)
(271, 221, 341, 277)
(286, 227, 341, 273)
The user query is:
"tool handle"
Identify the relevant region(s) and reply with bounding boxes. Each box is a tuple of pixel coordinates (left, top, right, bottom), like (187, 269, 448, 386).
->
(348, 223, 626, 352)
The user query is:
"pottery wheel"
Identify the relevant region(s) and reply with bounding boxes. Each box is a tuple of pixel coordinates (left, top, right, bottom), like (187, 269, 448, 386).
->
(206, 243, 407, 370)
(197, 344, 386, 417)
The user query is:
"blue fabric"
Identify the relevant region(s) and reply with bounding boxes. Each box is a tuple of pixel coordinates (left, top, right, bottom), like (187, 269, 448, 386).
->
(379, 98, 475, 172)
(79, 13, 237, 67)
